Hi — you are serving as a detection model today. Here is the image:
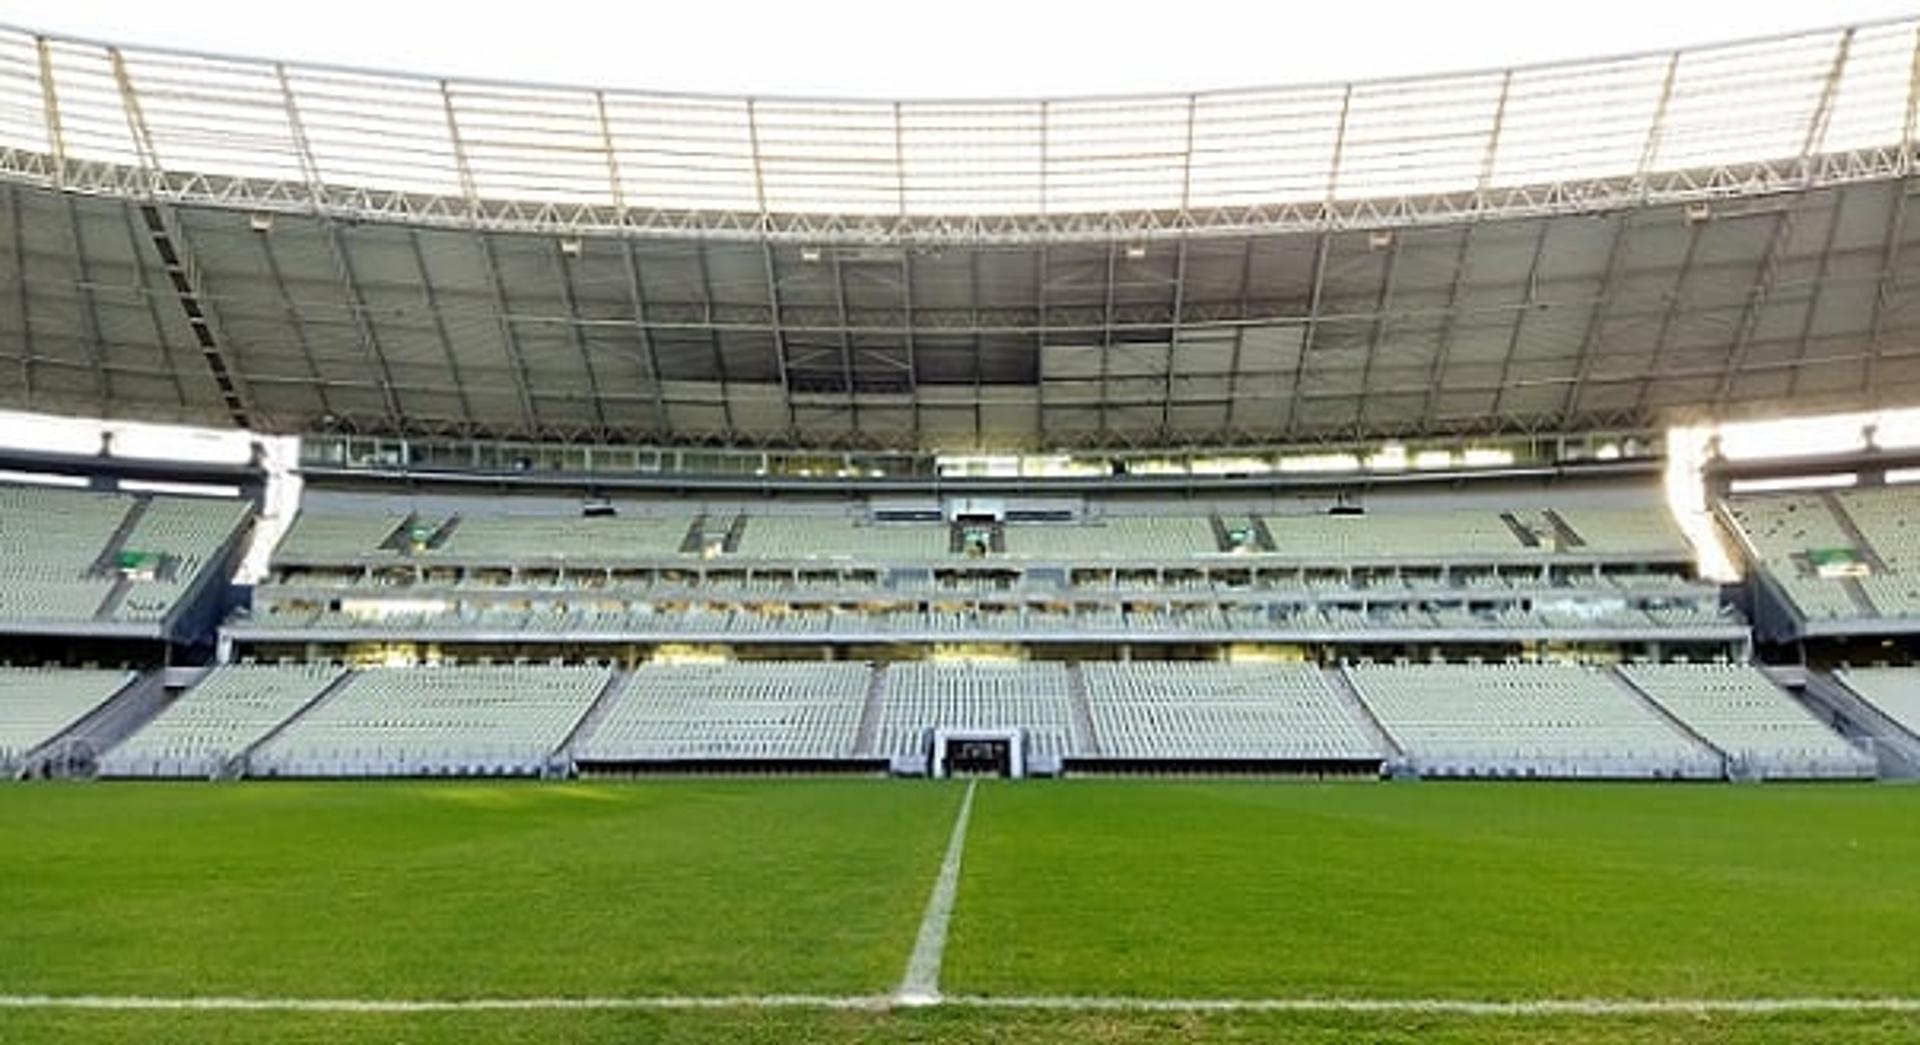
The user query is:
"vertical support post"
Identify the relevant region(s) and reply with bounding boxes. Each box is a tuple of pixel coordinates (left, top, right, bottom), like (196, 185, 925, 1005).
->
(35, 37, 64, 190)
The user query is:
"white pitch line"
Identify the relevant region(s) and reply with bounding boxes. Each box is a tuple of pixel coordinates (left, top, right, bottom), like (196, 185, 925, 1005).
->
(943, 995, 1920, 1015)
(0, 994, 889, 1013)
(1, 993, 1918, 1017)
(895, 778, 978, 1005)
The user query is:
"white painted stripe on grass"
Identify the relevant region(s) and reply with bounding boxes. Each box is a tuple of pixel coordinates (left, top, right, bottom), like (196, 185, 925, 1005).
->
(1, 993, 1918, 1017)
(0, 994, 890, 1013)
(896, 778, 978, 1005)
(945, 995, 1920, 1015)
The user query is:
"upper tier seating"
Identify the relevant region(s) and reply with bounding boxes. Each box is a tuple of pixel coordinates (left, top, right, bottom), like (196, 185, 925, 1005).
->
(250, 598, 1738, 640)
(1081, 661, 1379, 760)
(577, 662, 870, 761)
(1835, 488, 1920, 566)
(1834, 489, 1920, 617)
(0, 485, 248, 624)
(1721, 495, 1861, 620)
(99, 663, 345, 778)
(875, 662, 1079, 761)
(1261, 511, 1526, 559)
(0, 486, 130, 621)
(736, 517, 949, 560)
(250, 664, 609, 777)
(1554, 507, 1691, 556)
(1619, 663, 1870, 777)
(1003, 517, 1219, 559)
(0, 667, 136, 770)
(430, 515, 694, 561)
(1346, 662, 1718, 777)
(274, 512, 407, 561)
(1832, 667, 1920, 738)
(114, 497, 251, 621)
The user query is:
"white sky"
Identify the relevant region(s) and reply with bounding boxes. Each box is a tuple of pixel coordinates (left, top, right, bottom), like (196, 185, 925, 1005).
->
(0, 0, 1911, 98)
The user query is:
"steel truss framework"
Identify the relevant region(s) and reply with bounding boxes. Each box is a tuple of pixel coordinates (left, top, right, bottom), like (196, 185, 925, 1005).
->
(6, 180, 1920, 451)
(2, 146, 1917, 246)
(3, 21, 1920, 450)
(0, 19, 1916, 245)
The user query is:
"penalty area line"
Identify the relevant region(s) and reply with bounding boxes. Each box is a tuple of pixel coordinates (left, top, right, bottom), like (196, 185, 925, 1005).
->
(0, 993, 1917, 1016)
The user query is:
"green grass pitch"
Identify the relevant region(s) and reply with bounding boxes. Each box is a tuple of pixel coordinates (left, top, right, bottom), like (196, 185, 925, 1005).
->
(3, 779, 1918, 1043)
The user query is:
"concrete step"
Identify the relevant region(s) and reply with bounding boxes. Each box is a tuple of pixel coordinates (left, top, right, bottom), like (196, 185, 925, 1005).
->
(1066, 662, 1101, 757)
(1326, 665, 1404, 760)
(552, 668, 633, 768)
(852, 663, 889, 758)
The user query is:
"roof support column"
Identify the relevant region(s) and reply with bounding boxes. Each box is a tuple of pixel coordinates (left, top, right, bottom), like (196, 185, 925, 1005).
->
(474, 233, 545, 436)
(1861, 25, 1920, 399)
(34, 37, 65, 190)
(692, 243, 738, 438)
(595, 90, 673, 436)
(1558, 212, 1633, 420)
(281, 62, 407, 432)
(1221, 237, 1256, 438)
(1354, 231, 1401, 435)
(553, 243, 611, 436)
(1859, 182, 1911, 404)
(9, 184, 34, 407)
(746, 99, 799, 440)
(1286, 232, 1332, 436)
(828, 248, 860, 435)
(1634, 218, 1704, 419)
(616, 240, 673, 439)
(1713, 29, 1852, 411)
(1289, 85, 1351, 437)
(895, 101, 921, 445)
(1419, 225, 1476, 427)
(1487, 218, 1552, 422)
(1785, 192, 1845, 399)
(402, 228, 476, 431)
(1099, 240, 1118, 438)
(63, 194, 110, 410)
(1160, 93, 1199, 440)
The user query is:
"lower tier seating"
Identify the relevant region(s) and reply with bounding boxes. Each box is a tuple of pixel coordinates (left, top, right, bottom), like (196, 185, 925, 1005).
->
(577, 662, 870, 761)
(1346, 662, 1720, 778)
(874, 662, 1079, 762)
(1619, 663, 1870, 778)
(1833, 668, 1920, 738)
(249, 664, 609, 777)
(99, 663, 345, 778)
(0, 667, 136, 771)
(89, 659, 1891, 780)
(1081, 662, 1380, 761)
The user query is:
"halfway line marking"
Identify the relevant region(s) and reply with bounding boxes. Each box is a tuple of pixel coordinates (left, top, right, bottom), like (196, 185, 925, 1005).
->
(896, 778, 978, 1004)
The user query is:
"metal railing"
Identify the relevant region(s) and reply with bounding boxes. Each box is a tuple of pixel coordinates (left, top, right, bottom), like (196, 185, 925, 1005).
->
(0, 19, 1914, 241)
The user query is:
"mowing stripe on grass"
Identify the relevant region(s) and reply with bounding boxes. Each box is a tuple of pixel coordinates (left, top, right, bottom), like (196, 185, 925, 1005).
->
(896, 779, 977, 1004)
(2, 994, 1919, 1016)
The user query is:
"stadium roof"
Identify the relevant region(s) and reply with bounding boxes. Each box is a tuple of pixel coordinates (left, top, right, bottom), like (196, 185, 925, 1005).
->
(1, 19, 1919, 449)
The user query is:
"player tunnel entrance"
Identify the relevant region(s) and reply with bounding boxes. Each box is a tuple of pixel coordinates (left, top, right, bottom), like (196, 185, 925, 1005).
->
(930, 728, 1025, 779)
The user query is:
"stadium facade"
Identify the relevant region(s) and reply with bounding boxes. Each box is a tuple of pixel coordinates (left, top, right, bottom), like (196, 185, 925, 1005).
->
(1, 19, 1920, 782)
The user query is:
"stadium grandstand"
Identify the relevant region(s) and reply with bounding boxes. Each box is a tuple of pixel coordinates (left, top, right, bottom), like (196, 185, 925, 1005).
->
(0, 12, 1917, 792)
(10, 9, 1920, 1042)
